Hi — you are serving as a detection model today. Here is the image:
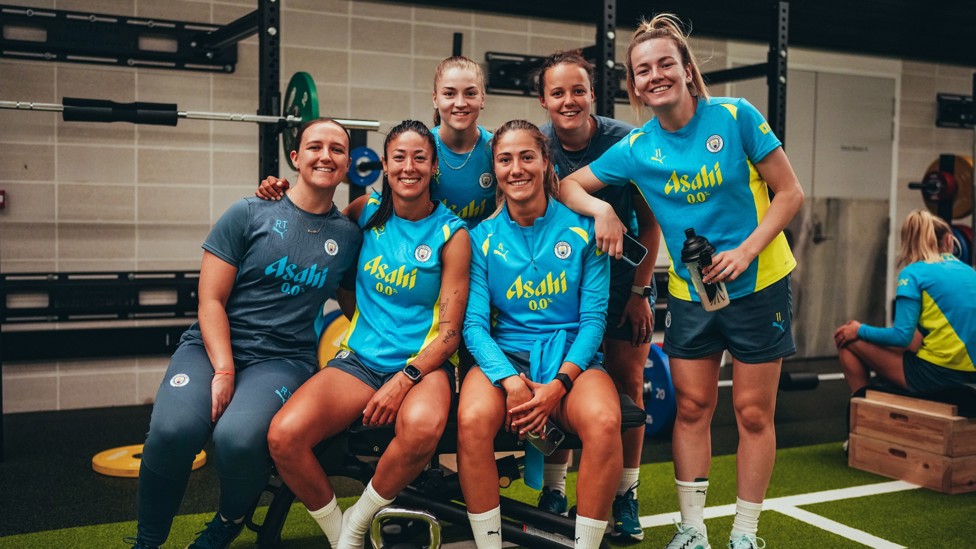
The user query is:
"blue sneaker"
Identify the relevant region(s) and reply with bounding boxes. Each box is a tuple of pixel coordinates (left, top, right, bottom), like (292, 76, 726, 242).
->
(186, 514, 244, 549)
(537, 486, 568, 515)
(728, 534, 765, 549)
(665, 523, 710, 549)
(611, 487, 644, 541)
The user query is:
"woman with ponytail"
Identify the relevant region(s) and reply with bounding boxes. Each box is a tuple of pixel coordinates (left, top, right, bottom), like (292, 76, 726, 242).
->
(267, 120, 470, 549)
(558, 13, 804, 549)
(835, 209, 976, 393)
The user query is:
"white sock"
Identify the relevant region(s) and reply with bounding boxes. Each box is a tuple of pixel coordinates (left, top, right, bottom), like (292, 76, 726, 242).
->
(338, 481, 394, 549)
(617, 467, 640, 497)
(675, 478, 709, 533)
(574, 515, 608, 549)
(543, 462, 568, 495)
(468, 507, 502, 549)
(307, 496, 343, 548)
(730, 497, 762, 539)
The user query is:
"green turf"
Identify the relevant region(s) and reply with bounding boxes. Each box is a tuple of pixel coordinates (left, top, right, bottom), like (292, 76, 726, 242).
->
(2, 442, 969, 548)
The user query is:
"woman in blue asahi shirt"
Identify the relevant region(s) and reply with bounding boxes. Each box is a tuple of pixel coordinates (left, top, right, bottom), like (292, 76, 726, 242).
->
(267, 120, 469, 549)
(457, 120, 621, 549)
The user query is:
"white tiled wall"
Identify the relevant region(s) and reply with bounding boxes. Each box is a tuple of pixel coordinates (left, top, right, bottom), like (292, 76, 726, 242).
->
(1, 0, 973, 413)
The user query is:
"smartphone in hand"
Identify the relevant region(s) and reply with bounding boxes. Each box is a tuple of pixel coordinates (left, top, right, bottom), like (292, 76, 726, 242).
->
(622, 233, 648, 267)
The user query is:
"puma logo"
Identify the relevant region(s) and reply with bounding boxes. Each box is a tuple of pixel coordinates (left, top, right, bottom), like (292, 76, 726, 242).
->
(772, 320, 786, 333)
(487, 530, 500, 536)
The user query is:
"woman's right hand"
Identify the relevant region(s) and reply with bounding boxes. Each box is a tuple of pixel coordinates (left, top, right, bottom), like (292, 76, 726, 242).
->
(594, 202, 626, 259)
(500, 375, 532, 435)
(256, 176, 290, 200)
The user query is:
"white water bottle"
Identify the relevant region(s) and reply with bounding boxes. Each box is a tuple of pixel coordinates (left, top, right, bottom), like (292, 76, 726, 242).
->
(680, 228, 730, 311)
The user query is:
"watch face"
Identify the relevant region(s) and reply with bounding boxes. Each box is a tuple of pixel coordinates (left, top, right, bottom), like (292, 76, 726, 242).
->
(403, 364, 422, 381)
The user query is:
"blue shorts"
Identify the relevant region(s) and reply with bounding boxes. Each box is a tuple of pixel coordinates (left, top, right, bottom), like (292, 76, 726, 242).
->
(663, 275, 796, 363)
(904, 352, 976, 392)
(326, 349, 456, 391)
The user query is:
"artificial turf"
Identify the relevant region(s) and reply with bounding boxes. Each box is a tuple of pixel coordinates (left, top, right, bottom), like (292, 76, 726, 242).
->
(3, 442, 973, 548)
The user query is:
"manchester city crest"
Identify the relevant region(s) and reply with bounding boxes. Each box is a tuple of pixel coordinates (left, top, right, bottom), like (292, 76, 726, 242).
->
(324, 239, 339, 256)
(479, 172, 493, 189)
(706, 134, 724, 153)
(554, 241, 572, 259)
(415, 244, 433, 262)
(170, 373, 190, 388)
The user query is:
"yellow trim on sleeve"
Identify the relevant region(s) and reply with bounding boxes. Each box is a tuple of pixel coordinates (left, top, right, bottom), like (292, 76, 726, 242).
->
(569, 227, 590, 244)
(719, 103, 738, 119)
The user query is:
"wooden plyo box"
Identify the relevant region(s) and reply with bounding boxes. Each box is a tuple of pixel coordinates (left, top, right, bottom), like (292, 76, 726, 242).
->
(849, 390, 976, 494)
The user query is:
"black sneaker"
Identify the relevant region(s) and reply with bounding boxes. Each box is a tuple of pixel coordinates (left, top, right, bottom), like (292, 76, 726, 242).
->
(537, 486, 568, 515)
(123, 537, 158, 549)
(186, 514, 244, 549)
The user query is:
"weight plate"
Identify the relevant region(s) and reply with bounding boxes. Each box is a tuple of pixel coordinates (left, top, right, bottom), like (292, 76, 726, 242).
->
(643, 344, 676, 437)
(349, 146, 382, 187)
(92, 444, 206, 478)
(922, 155, 974, 219)
(317, 312, 351, 369)
(282, 71, 320, 171)
(952, 225, 972, 263)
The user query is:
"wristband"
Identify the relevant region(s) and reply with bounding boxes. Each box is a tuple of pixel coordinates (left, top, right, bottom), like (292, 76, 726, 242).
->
(554, 372, 573, 394)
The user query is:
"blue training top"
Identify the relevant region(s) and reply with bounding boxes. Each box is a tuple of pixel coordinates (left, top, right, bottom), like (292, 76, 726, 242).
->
(859, 254, 976, 372)
(589, 97, 795, 302)
(431, 125, 497, 227)
(341, 191, 467, 373)
(183, 195, 361, 369)
(464, 198, 610, 385)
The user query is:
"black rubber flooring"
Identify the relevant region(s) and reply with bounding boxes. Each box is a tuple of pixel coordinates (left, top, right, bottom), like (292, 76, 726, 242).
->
(0, 358, 849, 537)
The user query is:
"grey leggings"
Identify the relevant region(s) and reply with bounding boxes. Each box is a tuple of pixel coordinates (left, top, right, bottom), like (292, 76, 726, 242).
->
(136, 342, 312, 547)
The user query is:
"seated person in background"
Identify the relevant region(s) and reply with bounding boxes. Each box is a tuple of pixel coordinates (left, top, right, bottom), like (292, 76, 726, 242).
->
(835, 209, 976, 393)
(129, 119, 362, 549)
(267, 120, 469, 549)
(457, 119, 622, 549)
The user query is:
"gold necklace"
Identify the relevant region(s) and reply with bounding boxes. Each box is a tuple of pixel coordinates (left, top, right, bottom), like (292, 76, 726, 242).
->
(437, 138, 477, 171)
(287, 195, 326, 234)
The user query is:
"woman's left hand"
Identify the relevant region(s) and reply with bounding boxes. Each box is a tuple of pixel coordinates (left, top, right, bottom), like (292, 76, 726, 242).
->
(703, 246, 753, 284)
(509, 374, 564, 436)
(363, 373, 411, 425)
(833, 320, 861, 348)
(619, 294, 654, 346)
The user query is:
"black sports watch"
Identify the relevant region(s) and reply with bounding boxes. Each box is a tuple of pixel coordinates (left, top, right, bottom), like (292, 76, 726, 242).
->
(631, 285, 653, 298)
(402, 364, 423, 383)
(554, 372, 573, 394)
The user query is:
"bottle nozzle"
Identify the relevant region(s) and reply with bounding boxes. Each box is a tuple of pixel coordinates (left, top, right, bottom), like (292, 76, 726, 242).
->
(684, 228, 696, 239)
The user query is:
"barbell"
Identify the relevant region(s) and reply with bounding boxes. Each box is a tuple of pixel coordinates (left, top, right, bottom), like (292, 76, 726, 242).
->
(0, 71, 379, 172)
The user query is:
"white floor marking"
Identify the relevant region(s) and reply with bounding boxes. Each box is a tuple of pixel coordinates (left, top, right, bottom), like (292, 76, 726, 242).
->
(441, 480, 920, 548)
(641, 480, 919, 545)
(770, 505, 904, 548)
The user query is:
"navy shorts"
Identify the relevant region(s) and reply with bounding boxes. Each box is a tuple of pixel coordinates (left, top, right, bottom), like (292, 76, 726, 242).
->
(326, 350, 456, 391)
(491, 349, 608, 380)
(903, 352, 976, 392)
(663, 275, 796, 363)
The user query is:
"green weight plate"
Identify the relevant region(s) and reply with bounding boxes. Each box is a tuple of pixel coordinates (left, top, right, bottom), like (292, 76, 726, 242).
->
(282, 71, 320, 170)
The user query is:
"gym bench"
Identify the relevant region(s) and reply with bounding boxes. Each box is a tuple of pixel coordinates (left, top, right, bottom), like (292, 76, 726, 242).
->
(245, 394, 647, 549)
